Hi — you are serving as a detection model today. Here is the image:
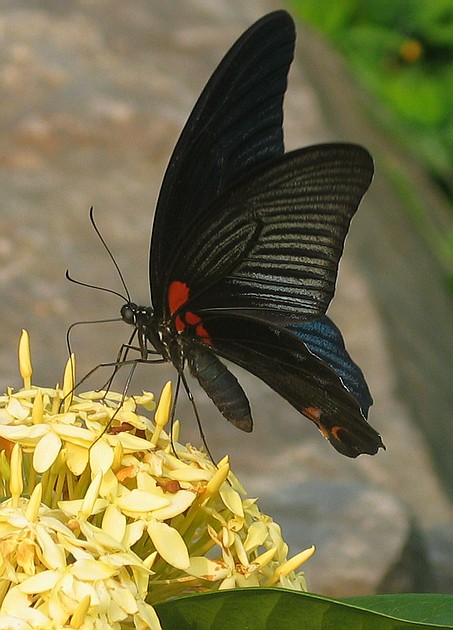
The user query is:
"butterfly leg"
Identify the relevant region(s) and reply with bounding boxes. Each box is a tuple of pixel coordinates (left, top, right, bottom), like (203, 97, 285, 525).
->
(176, 367, 216, 462)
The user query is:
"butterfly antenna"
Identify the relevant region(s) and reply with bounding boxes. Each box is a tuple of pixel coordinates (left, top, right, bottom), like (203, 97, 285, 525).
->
(61, 316, 125, 411)
(89, 206, 131, 303)
(65, 269, 128, 302)
(66, 316, 122, 358)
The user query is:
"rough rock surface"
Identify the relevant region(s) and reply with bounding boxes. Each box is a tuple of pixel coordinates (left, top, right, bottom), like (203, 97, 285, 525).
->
(258, 480, 434, 596)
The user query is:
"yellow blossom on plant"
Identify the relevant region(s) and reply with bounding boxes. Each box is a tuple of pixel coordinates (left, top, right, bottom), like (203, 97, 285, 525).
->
(0, 332, 314, 628)
(18, 329, 32, 389)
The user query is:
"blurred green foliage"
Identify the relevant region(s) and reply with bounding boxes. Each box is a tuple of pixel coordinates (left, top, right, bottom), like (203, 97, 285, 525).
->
(292, 0, 453, 202)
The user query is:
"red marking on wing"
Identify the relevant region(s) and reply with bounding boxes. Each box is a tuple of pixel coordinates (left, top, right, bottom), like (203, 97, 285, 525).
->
(168, 281, 213, 345)
(194, 320, 212, 346)
(184, 312, 200, 326)
(182, 311, 214, 345)
(175, 314, 185, 333)
(185, 311, 213, 345)
(168, 280, 190, 315)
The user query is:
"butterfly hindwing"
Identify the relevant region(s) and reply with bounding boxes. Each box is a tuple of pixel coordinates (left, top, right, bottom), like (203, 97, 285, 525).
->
(184, 314, 383, 457)
(287, 316, 373, 417)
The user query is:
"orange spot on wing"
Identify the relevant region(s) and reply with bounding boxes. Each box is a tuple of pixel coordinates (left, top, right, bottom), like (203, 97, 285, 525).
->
(318, 424, 347, 443)
(330, 426, 345, 441)
(303, 406, 322, 422)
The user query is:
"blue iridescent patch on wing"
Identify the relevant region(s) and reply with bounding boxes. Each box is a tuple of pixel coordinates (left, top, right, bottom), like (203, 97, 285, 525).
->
(286, 316, 373, 417)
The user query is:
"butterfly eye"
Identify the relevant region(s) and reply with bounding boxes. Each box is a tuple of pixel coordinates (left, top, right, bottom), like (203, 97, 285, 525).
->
(121, 303, 138, 325)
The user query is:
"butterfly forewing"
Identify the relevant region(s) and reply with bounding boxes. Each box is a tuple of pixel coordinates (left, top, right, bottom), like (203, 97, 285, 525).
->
(161, 144, 373, 321)
(150, 11, 296, 313)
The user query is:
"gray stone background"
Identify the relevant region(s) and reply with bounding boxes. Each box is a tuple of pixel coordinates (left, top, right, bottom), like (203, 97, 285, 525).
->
(1, 1, 452, 595)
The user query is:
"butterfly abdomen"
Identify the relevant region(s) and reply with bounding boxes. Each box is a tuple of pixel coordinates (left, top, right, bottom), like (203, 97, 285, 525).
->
(187, 345, 253, 433)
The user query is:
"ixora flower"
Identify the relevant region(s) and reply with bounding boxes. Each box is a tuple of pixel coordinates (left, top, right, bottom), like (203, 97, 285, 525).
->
(0, 331, 315, 629)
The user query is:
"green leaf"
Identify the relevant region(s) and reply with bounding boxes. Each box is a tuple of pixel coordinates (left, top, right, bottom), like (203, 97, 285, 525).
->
(154, 589, 453, 630)
(346, 594, 453, 626)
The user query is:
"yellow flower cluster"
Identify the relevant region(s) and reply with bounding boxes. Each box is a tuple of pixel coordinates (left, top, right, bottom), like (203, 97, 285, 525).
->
(0, 331, 314, 629)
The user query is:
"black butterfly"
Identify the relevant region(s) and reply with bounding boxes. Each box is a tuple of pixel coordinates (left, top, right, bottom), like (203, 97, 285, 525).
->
(120, 10, 384, 457)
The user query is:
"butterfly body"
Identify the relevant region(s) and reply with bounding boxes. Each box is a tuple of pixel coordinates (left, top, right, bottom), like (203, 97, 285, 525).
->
(119, 11, 384, 457)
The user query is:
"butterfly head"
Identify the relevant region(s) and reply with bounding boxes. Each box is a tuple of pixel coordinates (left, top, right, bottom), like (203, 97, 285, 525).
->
(120, 302, 155, 329)
(120, 302, 158, 359)
(120, 302, 139, 326)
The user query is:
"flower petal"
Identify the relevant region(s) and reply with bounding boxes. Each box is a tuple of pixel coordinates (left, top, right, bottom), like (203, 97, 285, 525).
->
(65, 442, 89, 475)
(168, 468, 212, 482)
(243, 521, 269, 552)
(186, 557, 230, 581)
(19, 569, 61, 593)
(107, 432, 153, 451)
(71, 558, 117, 580)
(150, 490, 195, 521)
(58, 498, 108, 516)
(33, 431, 62, 473)
(122, 520, 146, 548)
(116, 490, 169, 514)
(0, 615, 32, 629)
(53, 422, 94, 447)
(102, 505, 126, 543)
(136, 600, 163, 630)
(35, 523, 66, 570)
(90, 438, 114, 476)
(80, 470, 103, 518)
(220, 484, 244, 517)
(0, 424, 48, 446)
(147, 521, 189, 570)
(6, 398, 29, 422)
